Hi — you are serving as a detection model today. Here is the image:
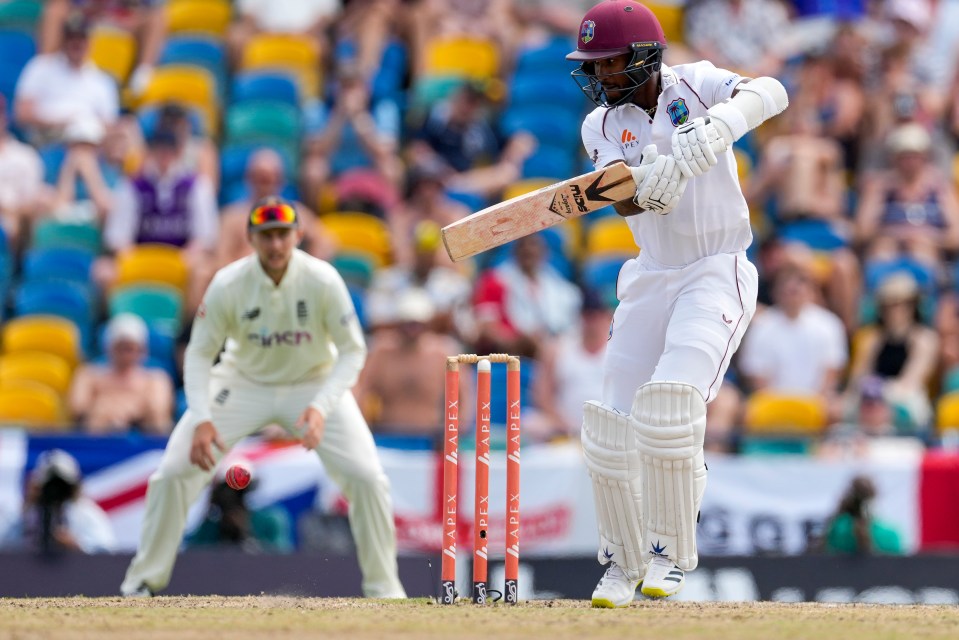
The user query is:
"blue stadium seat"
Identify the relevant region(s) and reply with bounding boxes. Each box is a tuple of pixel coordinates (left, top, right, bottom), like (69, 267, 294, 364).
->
(488, 360, 535, 426)
(509, 74, 582, 110)
(522, 145, 576, 180)
(514, 38, 578, 75)
(583, 257, 624, 306)
(38, 144, 66, 184)
(0, 29, 36, 70)
(501, 106, 581, 148)
(14, 280, 93, 348)
(22, 247, 95, 284)
(159, 36, 227, 98)
(231, 71, 299, 108)
(220, 142, 297, 187)
(0, 62, 23, 117)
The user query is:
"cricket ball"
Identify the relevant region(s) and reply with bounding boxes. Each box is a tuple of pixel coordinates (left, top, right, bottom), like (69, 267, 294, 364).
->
(225, 462, 252, 490)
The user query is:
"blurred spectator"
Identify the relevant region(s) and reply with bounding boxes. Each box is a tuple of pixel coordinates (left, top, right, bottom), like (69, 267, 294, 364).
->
(69, 313, 174, 435)
(40, 0, 167, 95)
(821, 375, 926, 461)
(407, 82, 536, 200)
(102, 128, 218, 312)
(845, 272, 938, 433)
(472, 234, 582, 358)
(354, 287, 461, 437)
(528, 289, 611, 441)
(684, 0, 790, 78)
(153, 103, 219, 188)
(218, 149, 334, 268)
(821, 475, 903, 555)
(739, 264, 848, 413)
(367, 220, 474, 339)
(746, 104, 860, 329)
(854, 123, 959, 268)
(0, 95, 49, 247)
(14, 12, 119, 144)
(301, 59, 403, 204)
(187, 460, 294, 553)
(52, 115, 114, 221)
(387, 162, 470, 268)
(0, 449, 115, 554)
(228, 0, 337, 64)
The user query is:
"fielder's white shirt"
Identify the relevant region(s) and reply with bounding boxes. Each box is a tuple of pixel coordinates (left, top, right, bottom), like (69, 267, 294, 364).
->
(739, 304, 848, 394)
(581, 61, 751, 267)
(184, 249, 366, 425)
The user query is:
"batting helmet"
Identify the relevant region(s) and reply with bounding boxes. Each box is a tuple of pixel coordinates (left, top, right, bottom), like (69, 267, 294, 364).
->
(568, 0, 667, 107)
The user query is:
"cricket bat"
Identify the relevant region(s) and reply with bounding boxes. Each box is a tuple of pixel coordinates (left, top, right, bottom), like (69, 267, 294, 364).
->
(441, 162, 635, 262)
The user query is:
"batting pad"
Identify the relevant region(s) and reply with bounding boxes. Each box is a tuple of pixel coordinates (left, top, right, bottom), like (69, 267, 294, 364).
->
(631, 382, 707, 572)
(581, 401, 646, 581)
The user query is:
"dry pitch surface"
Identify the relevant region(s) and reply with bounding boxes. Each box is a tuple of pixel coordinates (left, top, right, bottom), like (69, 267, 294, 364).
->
(2, 597, 957, 640)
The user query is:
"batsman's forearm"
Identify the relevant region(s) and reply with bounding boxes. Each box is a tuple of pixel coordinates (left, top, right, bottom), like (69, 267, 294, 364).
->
(707, 76, 789, 145)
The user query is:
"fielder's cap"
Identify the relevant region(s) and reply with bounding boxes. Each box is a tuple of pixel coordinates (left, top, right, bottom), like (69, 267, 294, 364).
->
(63, 12, 91, 37)
(34, 449, 81, 485)
(887, 122, 931, 154)
(105, 312, 148, 348)
(567, 0, 667, 61)
(876, 271, 919, 305)
(395, 287, 434, 324)
(248, 196, 299, 231)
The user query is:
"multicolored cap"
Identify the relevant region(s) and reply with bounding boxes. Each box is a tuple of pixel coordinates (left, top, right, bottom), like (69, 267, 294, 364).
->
(248, 197, 299, 231)
(567, 0, 667, 61)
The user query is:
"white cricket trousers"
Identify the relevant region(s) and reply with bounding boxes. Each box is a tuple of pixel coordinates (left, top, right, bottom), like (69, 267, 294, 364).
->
(603, 250, 758, 411)
(121, 366, 406, 598)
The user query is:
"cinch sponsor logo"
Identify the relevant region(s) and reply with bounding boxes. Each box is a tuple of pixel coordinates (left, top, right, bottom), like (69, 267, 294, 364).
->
(246, 330, 314, 347)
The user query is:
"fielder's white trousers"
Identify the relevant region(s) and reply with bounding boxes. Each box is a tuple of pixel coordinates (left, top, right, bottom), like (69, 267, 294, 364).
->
(603, 250, 758, 412)
(121, 366, 406, 598)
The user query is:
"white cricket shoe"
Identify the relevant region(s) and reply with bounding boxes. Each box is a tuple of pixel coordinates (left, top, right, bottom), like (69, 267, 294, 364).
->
(591, 563, 641, 608)
(640, 556, 684, 598)
(121, 583, 154, 598)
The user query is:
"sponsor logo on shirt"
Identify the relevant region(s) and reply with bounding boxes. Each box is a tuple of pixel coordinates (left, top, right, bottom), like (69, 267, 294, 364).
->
(620, 128, 641, 152)
(247, 330, 314, 347)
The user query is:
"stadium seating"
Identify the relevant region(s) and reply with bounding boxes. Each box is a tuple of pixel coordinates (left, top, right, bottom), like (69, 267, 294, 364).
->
(166, 0, 232, 37)
(13, 280, 93, 339)
(115, 244, 189, 292)
(0, 380, 67, 428)
(0, 351, 73, 397)
(137, 103, 205, 137)
(22, 247, 95, 286)
(743, 392, 828, 435)
(424, 37, 499, 80)
(522, 145, 577, 181)
(225, 101, 301, 146)
(1, 315, 82, 367)
(936, 392, 959, 436)
(32, 220, 101, 255)
(0, 28, 36, 69)
(231, 71, 300, 108)
(89, 27, 137, 84)
(0, 0, 42, 31)
(159, 35, 228, 100)
(139, 65, 219, 133)
(241, 34, 321, 98)
(332, 253, 376, 290)
(500, 106, 582, 149)
(220, 142, 298, 188)
(585, 217, 639, 257)
(109, 285, 184, 336)
(321, 212, 392, 267)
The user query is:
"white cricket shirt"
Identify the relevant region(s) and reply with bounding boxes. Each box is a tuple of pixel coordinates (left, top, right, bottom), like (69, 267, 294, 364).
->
(184, 249, 366, 425)
(581, 61, 752, 267)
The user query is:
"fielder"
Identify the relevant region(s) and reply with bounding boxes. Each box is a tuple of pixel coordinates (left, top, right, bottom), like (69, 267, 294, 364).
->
(121, 197, 406, 599)
(568, 0, 787, 606)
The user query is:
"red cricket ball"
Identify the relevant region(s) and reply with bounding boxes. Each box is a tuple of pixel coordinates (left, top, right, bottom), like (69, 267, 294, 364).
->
(225, 463, 252, 490)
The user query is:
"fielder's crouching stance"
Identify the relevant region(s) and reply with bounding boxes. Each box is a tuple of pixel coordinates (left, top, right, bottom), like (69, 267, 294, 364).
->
(569, 1, 788, 606)
(121, 197, 406, 599)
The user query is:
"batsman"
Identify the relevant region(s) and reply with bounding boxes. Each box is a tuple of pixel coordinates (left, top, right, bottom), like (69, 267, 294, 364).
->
(568, 1, 787, 606)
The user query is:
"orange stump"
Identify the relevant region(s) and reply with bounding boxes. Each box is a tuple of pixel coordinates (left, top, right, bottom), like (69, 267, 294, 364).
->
(441, 358, 460, 605)
(505, 357, 521, 603)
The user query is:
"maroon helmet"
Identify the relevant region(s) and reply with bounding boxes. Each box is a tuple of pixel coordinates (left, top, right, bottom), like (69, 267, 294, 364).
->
(568, 0, 667, 107)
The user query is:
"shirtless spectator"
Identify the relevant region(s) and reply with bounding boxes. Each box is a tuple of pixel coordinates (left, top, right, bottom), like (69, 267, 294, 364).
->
(0, 95, 49, 247)
(354, 288, 461, 437)
(69, 313, 174, 435)
(218, 148, 334, 268)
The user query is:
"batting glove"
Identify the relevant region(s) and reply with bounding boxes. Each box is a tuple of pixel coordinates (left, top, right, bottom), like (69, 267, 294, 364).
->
(671, 117, 727, 179)
(631, 144, 688, 215)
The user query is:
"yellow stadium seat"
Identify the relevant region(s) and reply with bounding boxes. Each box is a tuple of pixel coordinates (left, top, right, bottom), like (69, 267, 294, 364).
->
(935, 392, 959, 435)
(424, 37, 499, 80)
(115, 244, 189, 292)
(321, 212, 392, 267)
(0, 380, 67, 428)
(585, 217, 639, 257)
(744, 391, 828, 435)
(0, 352, 73, 397)
(139, 65, 218, 132)
(167, 0, 231, 36)
(241, 34, 321, 98)
(647, 2, 685, 45)
(2, 316, 81, 368)
(90, 27, 136, 84)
